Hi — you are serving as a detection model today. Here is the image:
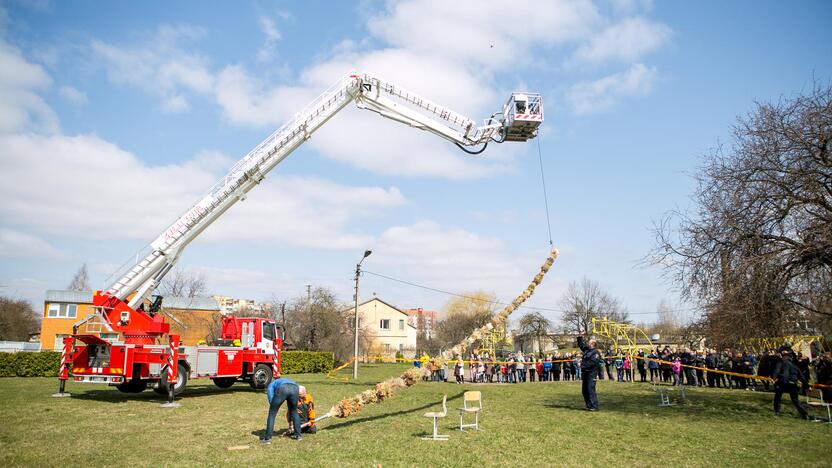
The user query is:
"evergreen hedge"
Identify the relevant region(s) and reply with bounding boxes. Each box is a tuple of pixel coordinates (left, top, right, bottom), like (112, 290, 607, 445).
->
(0, 352, 62, 377)
(0, 350, 334, 377)
(280, 351, 334, 374)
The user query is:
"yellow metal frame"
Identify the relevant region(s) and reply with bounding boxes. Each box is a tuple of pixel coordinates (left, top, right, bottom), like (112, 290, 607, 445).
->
(591, 317, 654, 354)
(591, 317, 655, 384)
(738, 335, 827, 353)
(476, 325, 506, 358)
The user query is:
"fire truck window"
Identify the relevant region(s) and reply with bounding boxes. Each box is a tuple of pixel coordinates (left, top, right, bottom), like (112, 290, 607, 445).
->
(262, 322, 275, 341)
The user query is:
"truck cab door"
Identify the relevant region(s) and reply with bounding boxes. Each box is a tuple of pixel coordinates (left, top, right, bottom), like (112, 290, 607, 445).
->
(258, 321, 276, 354)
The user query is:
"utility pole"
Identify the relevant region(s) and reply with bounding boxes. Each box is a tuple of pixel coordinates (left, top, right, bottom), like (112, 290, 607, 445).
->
(280, 302, 286, 341)
(306, 284, 314, 349)
(354, 250, 372, 379)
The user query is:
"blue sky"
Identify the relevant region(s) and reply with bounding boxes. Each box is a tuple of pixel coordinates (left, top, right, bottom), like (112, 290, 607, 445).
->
(1, 0, 830, 326)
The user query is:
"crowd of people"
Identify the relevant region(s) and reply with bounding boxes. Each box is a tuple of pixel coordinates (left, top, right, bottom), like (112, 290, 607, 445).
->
(415, 344, 832, 405)
(447, 351, 587, 384)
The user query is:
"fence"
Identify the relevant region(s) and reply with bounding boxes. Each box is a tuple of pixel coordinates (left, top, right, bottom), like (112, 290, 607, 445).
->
(0, 341, 42, 353)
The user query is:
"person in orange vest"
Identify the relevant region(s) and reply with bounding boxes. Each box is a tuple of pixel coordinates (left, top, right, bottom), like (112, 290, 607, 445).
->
(287, 385, 317, 434)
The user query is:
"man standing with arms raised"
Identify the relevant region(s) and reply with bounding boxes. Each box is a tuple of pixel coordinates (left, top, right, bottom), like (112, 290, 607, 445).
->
(577, 335, 602, 411)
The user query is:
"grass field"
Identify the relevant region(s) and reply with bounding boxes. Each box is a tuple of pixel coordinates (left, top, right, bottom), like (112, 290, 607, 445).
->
(1, 365, 829, 467)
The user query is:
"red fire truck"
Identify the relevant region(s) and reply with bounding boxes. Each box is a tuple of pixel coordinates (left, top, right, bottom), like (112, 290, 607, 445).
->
(60, 292, 281, 398)
(56, 72, 542, 402)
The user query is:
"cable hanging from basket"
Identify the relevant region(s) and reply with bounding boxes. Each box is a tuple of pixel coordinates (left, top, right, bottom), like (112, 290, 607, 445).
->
(536, 131, 553, 246)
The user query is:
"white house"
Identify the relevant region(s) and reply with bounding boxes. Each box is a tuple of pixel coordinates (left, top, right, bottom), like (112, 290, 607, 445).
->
(357, 298, 417, 357)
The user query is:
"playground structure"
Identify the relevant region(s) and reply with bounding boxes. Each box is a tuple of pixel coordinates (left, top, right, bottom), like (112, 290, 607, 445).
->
(592, 317, 657, 384)
(591, 317, 655, 354)
(738, 335, 828, 355)
(475, 325, 508, 358)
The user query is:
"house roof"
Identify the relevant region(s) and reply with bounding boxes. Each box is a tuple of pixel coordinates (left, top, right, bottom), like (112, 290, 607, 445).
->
(45, 290, 93, 304)
(353, 297, 417, 329)
(44, 290, 219, 311)
(162, 296, 220, 311)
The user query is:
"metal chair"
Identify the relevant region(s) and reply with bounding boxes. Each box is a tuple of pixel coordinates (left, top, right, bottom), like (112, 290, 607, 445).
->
(806, 388, 832, 424)
(422, 394, 449, 440)
(458, 390, 483, 431)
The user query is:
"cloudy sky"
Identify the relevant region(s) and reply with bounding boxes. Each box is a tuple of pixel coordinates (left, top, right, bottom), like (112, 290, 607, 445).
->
(1, 0, 830, 325)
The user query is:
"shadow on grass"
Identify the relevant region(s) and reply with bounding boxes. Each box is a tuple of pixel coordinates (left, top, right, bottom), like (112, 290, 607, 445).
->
(311, 380, 382, 387)
(543, 383, 777, 421)
(71, 383, 263, 403)
(320, 391, 466, 432)
(246, 392, 466, 439)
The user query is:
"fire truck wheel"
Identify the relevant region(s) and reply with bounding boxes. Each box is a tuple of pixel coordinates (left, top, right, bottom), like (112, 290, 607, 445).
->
(212, 377, 236, 389)
(159, 362, 189, 396)
(249, 364, 273, 390)
(116, 379, 148, 393)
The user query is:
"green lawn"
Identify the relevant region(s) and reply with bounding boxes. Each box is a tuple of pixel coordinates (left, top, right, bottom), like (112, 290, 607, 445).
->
(0, 365, 829, 467)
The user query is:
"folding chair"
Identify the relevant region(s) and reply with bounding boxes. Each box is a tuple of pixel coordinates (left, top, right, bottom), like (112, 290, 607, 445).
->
(458, 391, 483, 431)
(806, 388, 832, 424)
(421, 394, 449, 440)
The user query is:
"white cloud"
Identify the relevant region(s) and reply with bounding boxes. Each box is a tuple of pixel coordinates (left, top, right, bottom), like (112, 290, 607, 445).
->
(0, 276, 47, 306)
(161, 94, 189, 112)
(572, 17, 671, 64)
(367, 0, 601, 70)
(214, 64, 314, 127)
(363, 220, 567, 317)
(192, 265, 292, 298)
(82, 3, 670, 178)
(0, 132, 405, 249)
(256, 13, 288, 62)
(0, 41, 58, 133)
(608, 0, 654, 15)
(204, 174, 406, 249)
(373, 220, 523, 293)
(214, 47, 517, 178)
(91, 24, 214, 113)
(567, 63, 657, 114)
(0, 228, 65, 259)
(58, 85, 87, 105)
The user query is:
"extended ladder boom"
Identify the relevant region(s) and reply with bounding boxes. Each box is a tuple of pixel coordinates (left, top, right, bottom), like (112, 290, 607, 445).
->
(106, 72, 544, 308)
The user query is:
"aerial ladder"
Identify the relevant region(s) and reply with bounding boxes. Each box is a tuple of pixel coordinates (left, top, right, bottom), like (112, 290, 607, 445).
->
(57, 72, 544, 402)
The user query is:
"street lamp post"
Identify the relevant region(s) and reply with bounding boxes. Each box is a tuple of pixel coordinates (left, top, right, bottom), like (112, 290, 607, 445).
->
(354, 250, 372, 379)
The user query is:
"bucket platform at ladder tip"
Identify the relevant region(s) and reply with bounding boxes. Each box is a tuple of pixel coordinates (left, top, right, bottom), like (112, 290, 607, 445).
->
(315, 248, 560, 425)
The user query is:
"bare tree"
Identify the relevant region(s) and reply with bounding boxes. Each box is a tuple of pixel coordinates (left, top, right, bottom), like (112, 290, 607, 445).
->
(517, 311, 552, 352)
(0, 297, 40, 341)
(647, 298, 682, 339)
(652, 81, 832, 339)
(434, 291, 497, 349)
(67, 264, 91, 291)
(443, 291, 498, 318)
(282, 286, 368, 362)
(560, 277, 629, 335)
(158, 268, 207, 298)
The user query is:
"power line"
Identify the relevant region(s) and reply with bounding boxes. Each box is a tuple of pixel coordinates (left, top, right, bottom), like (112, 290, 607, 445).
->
(362, 270, 700, 317)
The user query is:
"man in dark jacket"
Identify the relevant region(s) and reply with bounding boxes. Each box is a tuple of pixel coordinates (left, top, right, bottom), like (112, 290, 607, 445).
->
(577, 335, 602, 411)
(757, 350, 777, 391)
(772, 353, 808, 419)
(604, 349, 614, 380)
(816, 353, 832, 401)
(637, 350, 647, 382)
